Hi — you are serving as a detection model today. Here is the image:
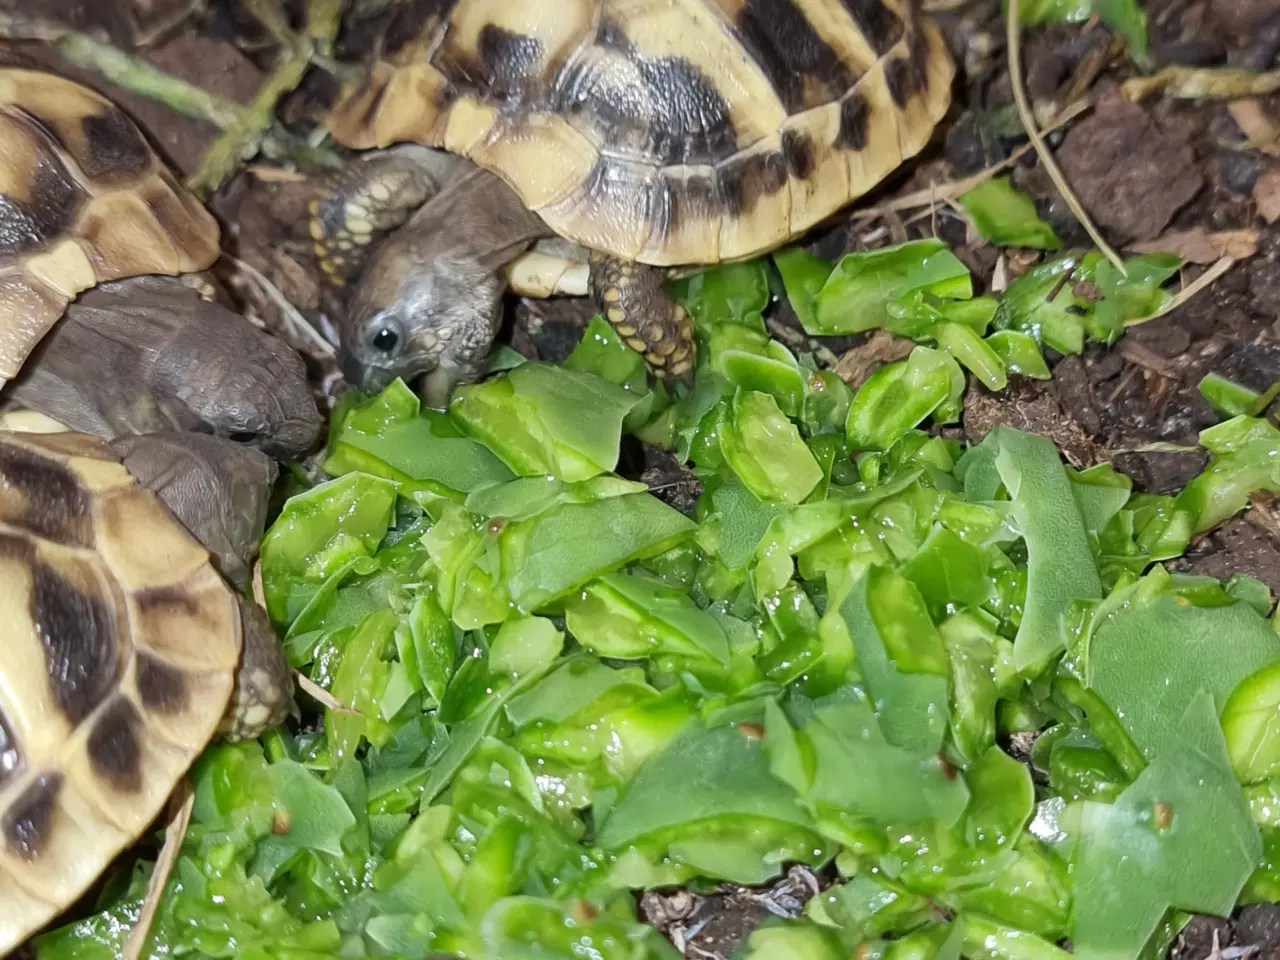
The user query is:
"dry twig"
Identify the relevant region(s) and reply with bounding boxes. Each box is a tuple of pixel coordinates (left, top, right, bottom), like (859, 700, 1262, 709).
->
(1124, 67, 1280, 103)
(122, 781, 195, 960)
(228, 255, 336, 357)
(1005, 0, 1126, 274)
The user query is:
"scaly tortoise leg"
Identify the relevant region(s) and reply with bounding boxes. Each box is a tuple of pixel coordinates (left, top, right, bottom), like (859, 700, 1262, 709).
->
(219, 599, 295, 742)
(589, 253, 696, 380)
(308, 145, 466, 288)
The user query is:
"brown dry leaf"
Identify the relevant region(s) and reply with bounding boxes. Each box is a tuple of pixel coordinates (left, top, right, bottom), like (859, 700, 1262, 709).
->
(1129, 227, 1259, 263)
(834, 330, 914, 389)
(1123, 67, 1280, 102)
(1228, 99, 1280, 156)
(1257, 169, 1280, 224)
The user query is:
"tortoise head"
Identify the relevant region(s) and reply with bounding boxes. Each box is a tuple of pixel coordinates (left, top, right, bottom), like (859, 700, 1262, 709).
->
(154, 304, 324, 459)
(337, 240, 506, 408)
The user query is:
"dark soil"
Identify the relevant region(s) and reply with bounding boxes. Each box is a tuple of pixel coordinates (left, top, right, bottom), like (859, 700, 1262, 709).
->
(6, 0, 1280, 956)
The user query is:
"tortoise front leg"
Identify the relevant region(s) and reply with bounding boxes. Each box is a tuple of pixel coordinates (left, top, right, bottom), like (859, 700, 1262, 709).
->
(309, 145, 467, 288)
(589, 254, 696, 380)
(220, 600, 295, 742)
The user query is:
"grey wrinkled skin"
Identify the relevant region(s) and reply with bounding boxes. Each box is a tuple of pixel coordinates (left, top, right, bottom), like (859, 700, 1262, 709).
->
(337, 163, 550, 408)
(109, 431, 278, 592)
(6, 275, 322, 458)
(112, 430, 295, 742)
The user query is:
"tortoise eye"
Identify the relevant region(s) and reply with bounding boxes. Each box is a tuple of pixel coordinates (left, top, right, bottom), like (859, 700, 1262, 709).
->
(371, 327, 399, 352)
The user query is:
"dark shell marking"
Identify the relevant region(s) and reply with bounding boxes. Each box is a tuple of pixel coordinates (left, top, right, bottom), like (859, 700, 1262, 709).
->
(135, 653, 189, 714)
(33, 556, 121, 726)
(0, 711, 22, 791)
(86, 697, 144, 794)
(2, 772, 61, 861)
(0, 441, 95, 549)
(0, 154, 84, 259)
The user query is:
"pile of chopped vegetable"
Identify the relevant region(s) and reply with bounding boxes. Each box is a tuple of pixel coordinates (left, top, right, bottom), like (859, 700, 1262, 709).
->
(35, 236, 1280, 960)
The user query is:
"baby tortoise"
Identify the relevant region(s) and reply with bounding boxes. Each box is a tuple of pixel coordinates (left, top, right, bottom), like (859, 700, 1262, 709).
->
(0, 429, 293, 954)
(316, 0, 954, 404)
(3, 275, 322, 459)
(0, 69, 219, 388)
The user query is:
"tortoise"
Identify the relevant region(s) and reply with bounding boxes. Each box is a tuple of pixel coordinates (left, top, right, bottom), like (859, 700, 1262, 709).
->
(2, 274, 323, 459)
(0, 68, 322, 458)
(0, 68, 220, 389)
(313, 0, 955, 404)
(0, 428, 293, 954)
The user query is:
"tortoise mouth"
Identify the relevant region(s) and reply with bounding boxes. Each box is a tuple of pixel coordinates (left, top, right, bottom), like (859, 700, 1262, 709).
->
(338, 348, 437, 398)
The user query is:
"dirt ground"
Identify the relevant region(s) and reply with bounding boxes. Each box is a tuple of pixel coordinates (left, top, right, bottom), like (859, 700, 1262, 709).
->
(3, 0, 1280, 956)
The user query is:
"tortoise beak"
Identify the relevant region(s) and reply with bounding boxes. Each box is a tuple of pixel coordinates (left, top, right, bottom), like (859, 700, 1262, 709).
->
(338, 350, 401, 393)
(339, 349, 368, 387)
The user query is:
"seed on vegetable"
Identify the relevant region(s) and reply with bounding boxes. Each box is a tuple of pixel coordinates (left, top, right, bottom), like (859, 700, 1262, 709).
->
(1153, 802, 1174, 830)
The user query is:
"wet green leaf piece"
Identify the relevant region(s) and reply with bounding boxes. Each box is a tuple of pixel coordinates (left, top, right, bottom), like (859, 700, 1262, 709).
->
(504, 492, 697, 611)
(1085, 568, 1280, 760)
(678, 261, 771, 329)
(597, 718, 828, 884)
(813, 239, 973, 336)
(1176, 416, 1280, 534)
(452, 361, 642, 482)
(846, 346, 961, 451)
(960, 177, 1062, 250)
(979, 426, 1103, 673)
(567, 571, 731, 664)
(774, 247, 836, 333)
(721, 389, 824, 503)
(769, 693, 971, 829)
(839, 566, 950, 753)
(325, 379, 515, 495)
(1219, 662, 1280, 784)
(258, 472, 398, 627)
(1073, 693, 1260, 960)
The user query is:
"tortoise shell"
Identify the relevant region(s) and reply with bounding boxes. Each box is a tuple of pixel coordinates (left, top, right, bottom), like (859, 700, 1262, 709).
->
(0, 69, 220, 382)
(0, 430, 242, 954)
(326, 0, 955, 268)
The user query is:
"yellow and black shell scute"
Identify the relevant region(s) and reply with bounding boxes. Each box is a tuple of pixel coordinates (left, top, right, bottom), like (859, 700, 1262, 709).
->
(0, 431, 242, 955)
(327, 0, 955, 267)
(0, 69, 220, 381)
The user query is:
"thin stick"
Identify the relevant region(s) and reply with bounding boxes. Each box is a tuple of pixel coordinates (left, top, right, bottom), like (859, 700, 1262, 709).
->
(123, 781, 195, 960)
(295, 670, 361, 716)
(1005, 0, 1127, 275)
(850, 99, 1091, 221)
(227, 255, 336, 356)
(1125, 256, 1237, 327)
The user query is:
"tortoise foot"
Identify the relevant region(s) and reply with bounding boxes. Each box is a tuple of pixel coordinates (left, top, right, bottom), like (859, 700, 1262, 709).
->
(588, 254, 696, 381)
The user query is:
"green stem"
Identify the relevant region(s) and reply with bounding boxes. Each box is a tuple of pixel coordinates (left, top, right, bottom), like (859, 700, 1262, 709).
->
(188, 0, 349, 195)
